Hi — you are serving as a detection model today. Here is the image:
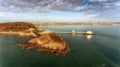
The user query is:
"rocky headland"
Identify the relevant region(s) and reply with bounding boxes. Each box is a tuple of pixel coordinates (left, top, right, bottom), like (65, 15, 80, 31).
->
(0, 22, 70, 56)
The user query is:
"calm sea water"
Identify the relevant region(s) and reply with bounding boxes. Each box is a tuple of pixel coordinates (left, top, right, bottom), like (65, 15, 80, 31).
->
(0, 26, 120, 67)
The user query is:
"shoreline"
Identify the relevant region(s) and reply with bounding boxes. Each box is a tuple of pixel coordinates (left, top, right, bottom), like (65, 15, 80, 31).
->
(37, 25, 120, 26)
(32, 22, 120, 26)
(0, 22, 70, 56)
(0, 31, 36, 36)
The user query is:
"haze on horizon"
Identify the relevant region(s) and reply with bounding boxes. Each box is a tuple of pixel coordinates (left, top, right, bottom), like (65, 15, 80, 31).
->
(0, 0, 120, 22)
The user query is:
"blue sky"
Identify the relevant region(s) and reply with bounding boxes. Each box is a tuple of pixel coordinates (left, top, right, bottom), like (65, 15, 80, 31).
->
(0, 0, 120, 22)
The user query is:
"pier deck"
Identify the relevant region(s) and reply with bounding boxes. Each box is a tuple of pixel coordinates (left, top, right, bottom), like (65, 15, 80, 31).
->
(53, 32, 85, 34)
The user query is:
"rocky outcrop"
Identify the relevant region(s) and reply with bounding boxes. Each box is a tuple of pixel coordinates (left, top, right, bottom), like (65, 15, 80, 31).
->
(18, 33, 70, 56)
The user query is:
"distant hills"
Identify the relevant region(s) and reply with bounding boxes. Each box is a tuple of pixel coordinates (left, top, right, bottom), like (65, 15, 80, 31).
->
(32, 22, 120, 26)
(0, 22, 120, 26)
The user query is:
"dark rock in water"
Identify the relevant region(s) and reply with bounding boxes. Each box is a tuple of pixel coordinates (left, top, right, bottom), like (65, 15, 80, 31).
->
(18, 33, 70, 56)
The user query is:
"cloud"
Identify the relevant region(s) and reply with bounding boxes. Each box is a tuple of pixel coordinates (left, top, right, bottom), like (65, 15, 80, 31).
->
(0, 11, 100, 22)
(114, 1, 120, 6)
(0, 0, 119, 12)
(0, 0, 84, 12)
(89, 0, 108, 2)
(0, 0, 120, 22)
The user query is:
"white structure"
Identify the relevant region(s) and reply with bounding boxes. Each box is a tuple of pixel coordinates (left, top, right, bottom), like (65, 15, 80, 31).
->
(85, 31, 93, 35)
(71, 30, 76, 35)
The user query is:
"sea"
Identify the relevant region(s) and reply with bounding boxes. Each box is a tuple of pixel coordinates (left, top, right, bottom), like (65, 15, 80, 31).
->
(0, 26, 120, 67)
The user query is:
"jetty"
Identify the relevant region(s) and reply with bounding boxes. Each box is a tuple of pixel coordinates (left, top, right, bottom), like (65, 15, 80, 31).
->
(52, 30, 94, 35)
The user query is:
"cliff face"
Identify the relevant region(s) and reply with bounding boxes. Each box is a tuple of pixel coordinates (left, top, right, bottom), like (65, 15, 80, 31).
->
(18, 33, 70, 56)
(0, 22, 36, 31)
(0, 22, 43, 36)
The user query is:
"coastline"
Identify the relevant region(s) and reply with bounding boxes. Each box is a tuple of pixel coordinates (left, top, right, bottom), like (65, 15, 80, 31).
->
(0, 22, 70, 56)
(32, 22, 120, 26)
(0, 31, 38, 36)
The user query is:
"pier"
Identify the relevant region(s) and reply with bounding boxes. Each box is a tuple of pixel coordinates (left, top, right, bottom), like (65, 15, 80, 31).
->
(39, 30, 94, 35)
(52, 30, 94, 35)
(54, 32, 85, 34)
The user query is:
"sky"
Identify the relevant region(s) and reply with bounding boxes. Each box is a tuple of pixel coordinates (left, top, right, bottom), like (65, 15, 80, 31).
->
(0, 0, 120, 22)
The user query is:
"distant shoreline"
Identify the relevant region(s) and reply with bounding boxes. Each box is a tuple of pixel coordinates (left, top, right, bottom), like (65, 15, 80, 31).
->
(32, 22, 120, 26)
(0, 22, 120, 26)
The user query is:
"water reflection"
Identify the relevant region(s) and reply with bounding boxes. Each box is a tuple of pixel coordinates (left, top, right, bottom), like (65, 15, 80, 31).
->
(70, 33, 93, 40)
(85, 35, 93, 39)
